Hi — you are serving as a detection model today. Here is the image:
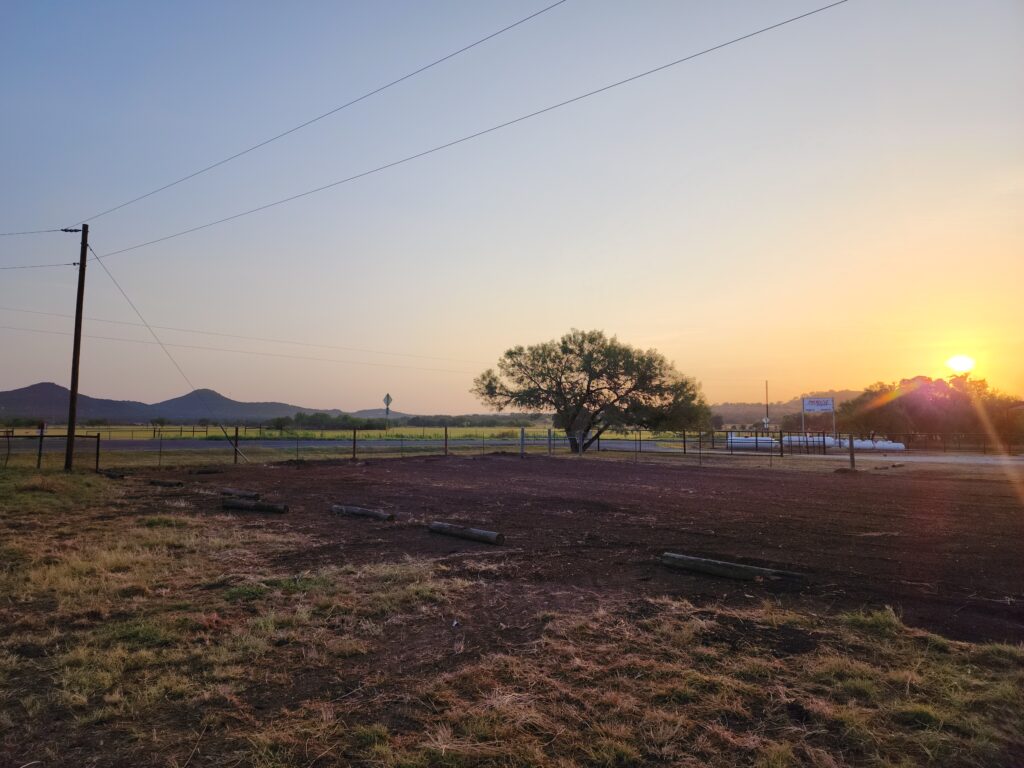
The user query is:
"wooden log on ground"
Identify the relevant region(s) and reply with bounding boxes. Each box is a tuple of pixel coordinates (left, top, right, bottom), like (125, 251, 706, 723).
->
(429, 522, 504, 545)
(330, 504, 394, 521)
(221, 488, 261, 500)
(149, 479, 184, 488)
(222, 499, 288, 514)
(660, 552, 803, 581)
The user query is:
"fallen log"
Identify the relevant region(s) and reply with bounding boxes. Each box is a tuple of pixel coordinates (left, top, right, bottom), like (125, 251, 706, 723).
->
(660, 552, 803, 582)
(221, 488, 261, 500)
(330, 504, 394, 521)
(429, 522, 504, 545)
(148, 479, 184, 488)
(222, 499, 288, 514)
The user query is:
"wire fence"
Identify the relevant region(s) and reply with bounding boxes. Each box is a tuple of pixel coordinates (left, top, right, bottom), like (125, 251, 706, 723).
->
(3, 426, 1019, 472)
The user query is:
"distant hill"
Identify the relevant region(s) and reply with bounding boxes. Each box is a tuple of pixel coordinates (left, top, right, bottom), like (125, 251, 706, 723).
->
(712, 390, 862, 425)
(0, 383, 406, 424)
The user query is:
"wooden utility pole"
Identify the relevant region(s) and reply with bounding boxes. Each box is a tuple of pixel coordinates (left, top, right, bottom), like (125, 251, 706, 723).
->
(64, 224, 88, 471)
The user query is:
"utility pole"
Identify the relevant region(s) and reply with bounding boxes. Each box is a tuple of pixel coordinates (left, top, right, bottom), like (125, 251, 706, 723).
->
(64, 224, 88, 471)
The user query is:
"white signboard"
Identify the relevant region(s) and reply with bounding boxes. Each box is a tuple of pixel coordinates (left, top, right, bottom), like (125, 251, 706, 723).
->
(803, 397, 835, 413)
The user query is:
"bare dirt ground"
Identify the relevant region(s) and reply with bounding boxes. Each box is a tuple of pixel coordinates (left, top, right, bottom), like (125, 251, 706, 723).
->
(3, 454, 1023, 767)
(178, 454, 1024, 644)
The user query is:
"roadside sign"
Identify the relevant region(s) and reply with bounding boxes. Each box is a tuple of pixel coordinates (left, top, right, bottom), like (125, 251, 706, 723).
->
(802, 397, 834, 413)
(383, 393, 392, 408)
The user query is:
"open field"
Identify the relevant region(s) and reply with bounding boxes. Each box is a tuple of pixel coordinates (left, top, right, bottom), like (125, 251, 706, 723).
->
(2, 456, 1023, 766)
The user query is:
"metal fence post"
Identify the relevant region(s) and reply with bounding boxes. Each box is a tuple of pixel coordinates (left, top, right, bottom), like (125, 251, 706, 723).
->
(547, 428, 552, 456)
(234, 426, 239, 465)
(158, 436, 163, 467)
(352, 428, 357, 461)
(848, 433, 855, 470)
(94, 434, 100, 473)
(520, 427, 525, 458)
(36, 422, 44, 469)
(779, 430, 784, 457)
(444, 426, 449, 457)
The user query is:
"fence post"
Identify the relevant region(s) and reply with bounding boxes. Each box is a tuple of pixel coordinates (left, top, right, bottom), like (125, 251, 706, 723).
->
(547, 428, 552, 456)
(36, 422, 45, 469)
(520, 427, 525, 459)
(159, 436, 164, 467)
(577, 431, 584, 456)
(779, 431, 784, 457)
(848, 433, 856, 470)
(682, 429, 687, 455)
(444, 426, 448, 457)
(822, 431, 827, 455)
(698, 430, 703, 466)
(234, 426, 239, 464)
(94, 434, 100, 473)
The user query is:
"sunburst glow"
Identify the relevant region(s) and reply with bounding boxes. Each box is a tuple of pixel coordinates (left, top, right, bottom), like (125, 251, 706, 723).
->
(946, 355, 976, 374)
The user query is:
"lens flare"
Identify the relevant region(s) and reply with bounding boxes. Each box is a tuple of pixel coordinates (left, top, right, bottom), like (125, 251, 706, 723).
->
(946, 355, 975, 374)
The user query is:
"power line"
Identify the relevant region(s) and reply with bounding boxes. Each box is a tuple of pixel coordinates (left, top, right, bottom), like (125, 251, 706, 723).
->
(0, 228, 65, 237)
(0, 304, 489, 365)
(0, 262, 76, 270)
(72, 0, 568, 225)
(98, 0, 851, 260)
(0, 322, 475, 375)
(87, 247, 249, 460)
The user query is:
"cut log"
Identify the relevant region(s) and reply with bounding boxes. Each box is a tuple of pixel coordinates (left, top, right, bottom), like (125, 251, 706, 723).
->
(429, 522, 504, 545)
(330, 504, 394, 521)
(660, 552, 803, 581)
(148, 479, 184, 488)
(221, 488, 261, 500)
(222, 499, 288, 514)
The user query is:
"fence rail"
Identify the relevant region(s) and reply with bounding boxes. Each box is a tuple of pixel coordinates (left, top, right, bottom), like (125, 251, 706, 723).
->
(3, 426, 1019, 472)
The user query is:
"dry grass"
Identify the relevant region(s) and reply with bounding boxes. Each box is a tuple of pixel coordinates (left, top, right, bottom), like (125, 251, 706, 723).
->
(372, 601, 1024, 767)
(1, 467, 1021, 767)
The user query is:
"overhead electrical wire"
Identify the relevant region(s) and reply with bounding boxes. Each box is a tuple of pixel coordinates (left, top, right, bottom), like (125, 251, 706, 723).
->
(71, 0, 569, 225)
(88, 246, 250, 461)
(0, 323, 475, 375)
(0, 228, 66, 237)
(0, 304, 489, 365)
(97, 0, 851, 260)
(0, 262, 76, 270)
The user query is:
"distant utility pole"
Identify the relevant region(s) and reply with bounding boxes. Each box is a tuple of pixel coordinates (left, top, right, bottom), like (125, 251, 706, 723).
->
(64, 224, 88, 471)
(764, 380, 770, 429)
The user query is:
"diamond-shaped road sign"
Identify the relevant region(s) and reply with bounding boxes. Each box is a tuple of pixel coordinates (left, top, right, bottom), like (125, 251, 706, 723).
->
(383, 393, 392, 407)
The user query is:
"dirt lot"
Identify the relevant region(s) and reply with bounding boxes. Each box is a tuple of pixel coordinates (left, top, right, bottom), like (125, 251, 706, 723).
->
(182, 454, 1024, 644)
(2, 455, 1022, 767)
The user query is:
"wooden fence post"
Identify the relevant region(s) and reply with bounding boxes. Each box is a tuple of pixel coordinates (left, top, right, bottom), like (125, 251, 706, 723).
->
(36, 422, 45, 469)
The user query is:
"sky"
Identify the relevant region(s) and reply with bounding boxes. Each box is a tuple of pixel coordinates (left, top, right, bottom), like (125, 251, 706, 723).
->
(1, 0, 1022, 413)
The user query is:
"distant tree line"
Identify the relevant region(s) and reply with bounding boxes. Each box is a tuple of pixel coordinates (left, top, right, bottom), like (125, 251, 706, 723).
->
(778, 375, 1023, 439)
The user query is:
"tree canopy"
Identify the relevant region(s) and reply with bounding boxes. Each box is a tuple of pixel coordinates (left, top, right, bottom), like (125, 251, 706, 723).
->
(835, 375, 1023, 438)
(472, 329, 709, 451)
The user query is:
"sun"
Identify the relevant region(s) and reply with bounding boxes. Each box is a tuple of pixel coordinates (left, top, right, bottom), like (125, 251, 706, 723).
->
(945, 354, 976, 374)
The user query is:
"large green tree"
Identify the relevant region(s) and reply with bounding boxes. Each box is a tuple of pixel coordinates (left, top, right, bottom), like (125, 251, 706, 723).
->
(472, 329, 709, 452)
(837, 375, 1023, 440)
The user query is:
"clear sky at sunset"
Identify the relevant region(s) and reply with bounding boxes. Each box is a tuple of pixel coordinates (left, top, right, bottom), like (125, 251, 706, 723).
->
(2, 0, 1021, 413)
